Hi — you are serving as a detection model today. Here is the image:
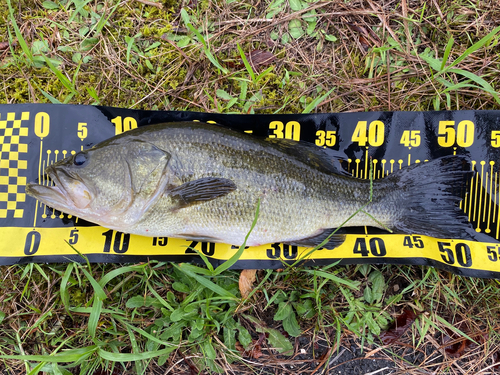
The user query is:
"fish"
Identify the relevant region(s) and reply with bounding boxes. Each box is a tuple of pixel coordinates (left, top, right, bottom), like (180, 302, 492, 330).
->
(26, 121, 475, 249)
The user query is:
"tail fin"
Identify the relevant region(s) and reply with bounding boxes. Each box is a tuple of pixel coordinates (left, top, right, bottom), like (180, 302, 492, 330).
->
(388, 155, 474, 239)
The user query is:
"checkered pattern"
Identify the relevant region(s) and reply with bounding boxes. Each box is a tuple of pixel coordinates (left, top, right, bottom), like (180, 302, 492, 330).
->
(0, 112, 30, 219)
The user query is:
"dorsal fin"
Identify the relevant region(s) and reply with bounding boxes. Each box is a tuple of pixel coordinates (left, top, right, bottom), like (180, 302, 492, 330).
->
(265, 138, 351, 176)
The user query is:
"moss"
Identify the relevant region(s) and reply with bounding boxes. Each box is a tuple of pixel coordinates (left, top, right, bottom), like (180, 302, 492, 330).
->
(1, 0, 499, 112)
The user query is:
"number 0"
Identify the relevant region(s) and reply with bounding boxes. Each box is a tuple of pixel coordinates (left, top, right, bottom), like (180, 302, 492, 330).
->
(34, 112, 50, 138)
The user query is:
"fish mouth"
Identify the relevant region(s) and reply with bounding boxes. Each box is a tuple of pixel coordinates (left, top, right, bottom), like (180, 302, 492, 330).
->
(26, 165, 93, 211)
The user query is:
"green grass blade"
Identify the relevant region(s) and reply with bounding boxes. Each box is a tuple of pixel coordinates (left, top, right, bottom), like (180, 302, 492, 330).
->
(255, 65, 274, 83)
(237, 43, 255, 82)
(0, 346, 98, 363)
(418, 52, 443, 72)
(447, 25, 500, 70)
(214, 198, 260, 275)
(34, 263, 50, 282)
(186, 24, 207, 49)
(204, 48, 229, 74)
(88, 297, 103, 339)
(6, 0, 34, 63)
(91, 0, 120, 35)
(114, 315, 176, 347)
(125, 35, 135, 65)
(302, 88, 335, 114)
(191, 247, 215, 272)
(80, 268, 107, 300)
(434, 314, 479, 344)
(187, 24, 228, 74)
(70, 307, 125, 315)
(175, 264, 237, 299)
(67, 0, 93, 23)
(146, 281, 175, 311)
(38, 88, 63, 104)
(447, 68, 500, 104)
(125, 324, 144, 374)
(98, 265, 143, 288)
(97, 347, 176, 361)
(440, 37, 454, 71)
(27, 362, 45, 375)
(42, 55, 77, 94)
(305, 270, 360, 290)
(178, 261, 213, 276)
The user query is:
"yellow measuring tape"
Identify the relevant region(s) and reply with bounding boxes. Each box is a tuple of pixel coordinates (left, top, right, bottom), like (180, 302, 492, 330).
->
(1, 104, 499, 278)
(4, 227, 499, 276)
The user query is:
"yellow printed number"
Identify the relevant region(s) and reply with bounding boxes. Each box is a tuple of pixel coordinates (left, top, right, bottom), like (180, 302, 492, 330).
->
(34, 112, 50, 139)
(438, 241, 472, 267)
(437, 120, 474, 147)
(269, 121, 301, 141)
(112, 116, 138, 135)
(351, 120, 384, 147)
(491, 131, 500, 148)
(315, 130, 336, 146)
(77, 123, 87, 140)
(400, 130, 421, 148)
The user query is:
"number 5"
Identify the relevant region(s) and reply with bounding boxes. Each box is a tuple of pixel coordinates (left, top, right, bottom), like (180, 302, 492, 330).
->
(77, 122, 87, 140)
(492, 131, 500, 148)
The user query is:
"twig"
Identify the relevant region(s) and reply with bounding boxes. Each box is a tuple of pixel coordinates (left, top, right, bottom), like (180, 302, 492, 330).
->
(134, 0, 163, 9)
(162, 37, 193, 63)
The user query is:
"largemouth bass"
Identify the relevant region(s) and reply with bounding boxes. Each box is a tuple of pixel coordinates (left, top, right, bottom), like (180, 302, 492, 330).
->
(26, 122, 474, 249)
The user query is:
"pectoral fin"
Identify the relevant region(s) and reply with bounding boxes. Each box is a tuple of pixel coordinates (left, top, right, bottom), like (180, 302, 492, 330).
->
(169, 177, 236, 209)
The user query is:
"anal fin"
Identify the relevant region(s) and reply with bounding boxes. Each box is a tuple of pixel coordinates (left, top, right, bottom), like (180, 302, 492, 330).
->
(284, 229, 346, 250)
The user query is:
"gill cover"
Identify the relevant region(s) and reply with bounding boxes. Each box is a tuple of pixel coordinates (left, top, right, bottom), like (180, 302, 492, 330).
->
(123, 140, 172, 195)
(106, 140, 173, 223)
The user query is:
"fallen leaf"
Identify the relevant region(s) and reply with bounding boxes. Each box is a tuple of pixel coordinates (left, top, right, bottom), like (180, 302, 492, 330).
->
(239, 269, 257, 299)
(444, 338, 469, 358)
(379, 309, 417, 345)
(248, 343, 263, 359)
(346, 22, 380, 51)
(235, 341, 245, 353)
(440, 321, 489, 358)
(245, 50, 276, 71)
(0, 41, 14, 50)
(442, 326, 485, 358)
(493, 352, 500, 370)
(236, 334, 265, 359)
(358, 35, 371, 51)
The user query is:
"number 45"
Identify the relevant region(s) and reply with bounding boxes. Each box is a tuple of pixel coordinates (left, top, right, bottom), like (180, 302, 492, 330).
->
(400, 130, 421, 148)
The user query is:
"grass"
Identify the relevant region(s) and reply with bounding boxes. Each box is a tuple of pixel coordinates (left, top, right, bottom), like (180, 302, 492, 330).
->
(1, 0, 500, 374)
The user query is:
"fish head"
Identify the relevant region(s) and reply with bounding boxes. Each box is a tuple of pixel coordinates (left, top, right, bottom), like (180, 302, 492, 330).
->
(27, 139, 172, 227)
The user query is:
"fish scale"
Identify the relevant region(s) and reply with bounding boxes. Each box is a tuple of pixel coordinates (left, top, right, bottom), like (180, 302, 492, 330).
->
(133, 124, 373, 246)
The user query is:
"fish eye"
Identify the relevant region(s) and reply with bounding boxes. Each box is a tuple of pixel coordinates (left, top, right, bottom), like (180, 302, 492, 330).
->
(74, 152, 88, 166)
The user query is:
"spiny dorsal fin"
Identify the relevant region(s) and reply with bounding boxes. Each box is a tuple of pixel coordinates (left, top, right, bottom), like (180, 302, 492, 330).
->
(265, 138, 351, 176)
